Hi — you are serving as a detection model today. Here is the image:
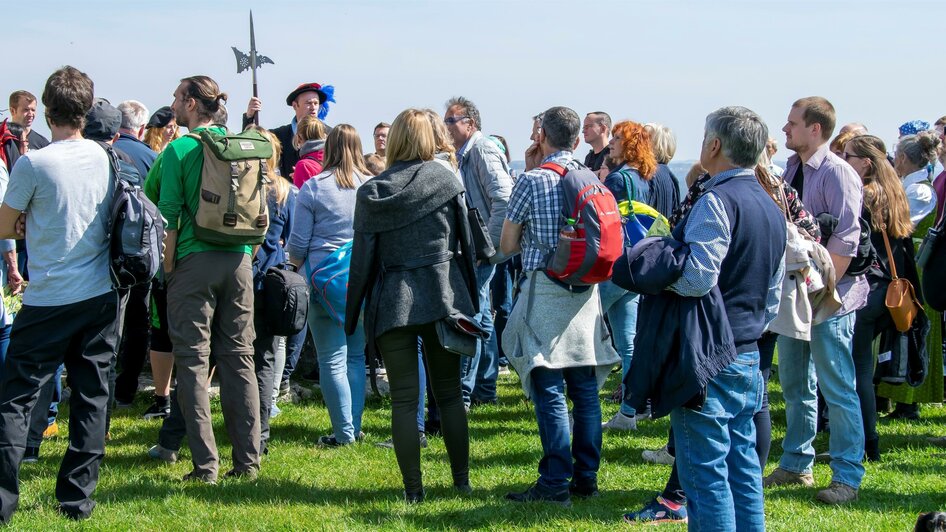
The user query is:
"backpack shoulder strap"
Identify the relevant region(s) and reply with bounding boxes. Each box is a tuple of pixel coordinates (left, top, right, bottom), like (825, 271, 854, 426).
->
(616, 169, 637, 203)
(539, 162, 567, 177)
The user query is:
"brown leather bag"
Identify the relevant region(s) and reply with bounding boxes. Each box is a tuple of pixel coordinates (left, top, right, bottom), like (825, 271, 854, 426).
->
(880, 226, 921, 332)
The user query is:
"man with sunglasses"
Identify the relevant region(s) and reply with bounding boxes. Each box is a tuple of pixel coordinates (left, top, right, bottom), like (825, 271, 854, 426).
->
(444, 96, 513, 409)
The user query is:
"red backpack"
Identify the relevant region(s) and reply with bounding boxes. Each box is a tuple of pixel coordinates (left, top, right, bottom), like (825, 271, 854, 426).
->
(540, 162, 623, 285)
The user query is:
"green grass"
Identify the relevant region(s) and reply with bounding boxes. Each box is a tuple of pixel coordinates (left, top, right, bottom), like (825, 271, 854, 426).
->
(10, 369, 946, 530)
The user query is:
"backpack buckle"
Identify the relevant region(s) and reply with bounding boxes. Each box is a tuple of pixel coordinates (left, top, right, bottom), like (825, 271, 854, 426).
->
(223, 213, 238, 227)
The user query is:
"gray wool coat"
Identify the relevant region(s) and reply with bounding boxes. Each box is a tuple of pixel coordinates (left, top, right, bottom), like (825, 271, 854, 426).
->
(345, 159, 479, 355)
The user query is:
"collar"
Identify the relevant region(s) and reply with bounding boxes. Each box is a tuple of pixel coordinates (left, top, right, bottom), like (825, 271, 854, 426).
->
(457, 131, 482, 161)
(117, 132, 144, 143)
(903, 168, 931, 186)
(704, 167, 754, 190)
(542, 150, 574, 164)
(291, 116, 298, 135)
(788, 142, 831, 171)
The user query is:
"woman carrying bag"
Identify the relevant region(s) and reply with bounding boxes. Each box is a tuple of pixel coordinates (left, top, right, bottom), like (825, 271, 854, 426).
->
(288, 124, 369, 447)
(346, 109, 479, 503)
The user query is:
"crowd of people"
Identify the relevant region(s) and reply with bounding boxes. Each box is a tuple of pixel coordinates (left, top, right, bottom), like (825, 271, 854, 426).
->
(0, 65, 942, 530)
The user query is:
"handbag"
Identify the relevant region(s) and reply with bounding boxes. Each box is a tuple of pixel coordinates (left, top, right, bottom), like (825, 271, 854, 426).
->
(616, 170, 670, 246)
(307, 241, 353, 327)
(434, 313, 487, 358)
(466, 203, 496, 262)
(879, 225, 921, 332)
(918, 213, 946, 310)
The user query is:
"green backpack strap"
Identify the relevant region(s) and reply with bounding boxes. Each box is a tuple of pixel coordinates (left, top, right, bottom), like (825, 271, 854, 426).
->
(617, 169, 637, 215)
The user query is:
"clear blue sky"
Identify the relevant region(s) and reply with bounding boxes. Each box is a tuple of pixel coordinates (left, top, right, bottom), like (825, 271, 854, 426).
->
(4, 0, 944, 162)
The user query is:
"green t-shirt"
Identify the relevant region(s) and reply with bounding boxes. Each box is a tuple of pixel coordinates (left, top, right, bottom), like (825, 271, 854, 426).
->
(143, 151, 163, 205)
(157, 126, 252, 261)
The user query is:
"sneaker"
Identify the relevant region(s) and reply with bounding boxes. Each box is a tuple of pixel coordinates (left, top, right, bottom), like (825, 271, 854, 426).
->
(568, 478, 599, 498)
(317, 435, 352, 447)
(147, 444, 178, 463)
(505, 483, 571, 507)
(641, 445, 675, 465)
(42, 422, 59, 438)
(269, 403, 282, 419)
(22, 446, 39, 463)
(376, 432, 428, 449)
(623, 496, 687, 524)
(763, 467, 814, 488)
(815, 481, 858, 504)
(181, 470, 216, 484)
(470, 397, 498, 407)
(143, 400, 171, 420)
(602, 411, 637, 431)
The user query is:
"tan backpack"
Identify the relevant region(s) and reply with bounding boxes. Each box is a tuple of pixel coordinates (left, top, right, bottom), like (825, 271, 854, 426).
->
(187, 129, 273, 245)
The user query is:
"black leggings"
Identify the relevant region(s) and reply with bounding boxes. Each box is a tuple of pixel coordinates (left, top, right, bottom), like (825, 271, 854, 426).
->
(852, 282, 890, 454)
(662, 333, 775, 505)
(376, 324, 469, 492)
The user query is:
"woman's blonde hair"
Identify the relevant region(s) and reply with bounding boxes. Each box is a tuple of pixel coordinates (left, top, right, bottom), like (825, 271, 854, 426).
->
(323, 124, 369, 189)
(424, 108, 457, 170)
(143, 122, 179, 153)
(386, 109, 436, 167)
(846, 135, 913, 238)
(294, 115, 327, 149)
(247, 125, 287, 206)
(644, 123, 677, 164)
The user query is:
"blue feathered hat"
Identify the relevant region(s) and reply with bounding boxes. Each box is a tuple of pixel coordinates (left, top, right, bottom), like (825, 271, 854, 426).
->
(285, 82, 336, 120)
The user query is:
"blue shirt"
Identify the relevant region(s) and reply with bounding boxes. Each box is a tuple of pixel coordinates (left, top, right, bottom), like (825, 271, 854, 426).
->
(506, 150, 575, 271)
(669, 167, 783, 323)
(113, 133, 157, 180)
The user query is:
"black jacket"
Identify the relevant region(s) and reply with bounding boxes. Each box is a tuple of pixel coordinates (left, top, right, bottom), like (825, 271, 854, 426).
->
(242, 114, 298, 180)
(612, 236, 737, 418)
(345, 160, 479, 355)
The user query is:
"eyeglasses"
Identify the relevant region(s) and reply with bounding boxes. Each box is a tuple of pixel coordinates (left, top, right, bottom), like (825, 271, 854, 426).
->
(842, 152, 863, 161)
(444, 116, 469, 125)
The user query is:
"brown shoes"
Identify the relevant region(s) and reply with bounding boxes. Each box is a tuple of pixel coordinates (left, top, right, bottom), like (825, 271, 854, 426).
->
(762, 467, 815, 488)
(815, 482, 858, 505)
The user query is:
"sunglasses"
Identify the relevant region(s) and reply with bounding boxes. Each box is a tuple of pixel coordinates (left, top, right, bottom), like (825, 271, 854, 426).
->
(841, 152, 863, 161)
(444, 116, 469, 126)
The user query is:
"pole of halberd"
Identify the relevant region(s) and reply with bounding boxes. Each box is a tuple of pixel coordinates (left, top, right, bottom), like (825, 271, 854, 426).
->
(250, 10, 259, 125)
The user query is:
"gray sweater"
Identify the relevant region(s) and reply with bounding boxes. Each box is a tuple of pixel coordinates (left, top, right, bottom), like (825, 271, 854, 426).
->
(287, 169, 363, 273)
(345, 160, 479, 353)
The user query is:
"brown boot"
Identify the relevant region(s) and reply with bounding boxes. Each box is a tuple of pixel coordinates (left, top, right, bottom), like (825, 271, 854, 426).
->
(763, 467, 814, 488)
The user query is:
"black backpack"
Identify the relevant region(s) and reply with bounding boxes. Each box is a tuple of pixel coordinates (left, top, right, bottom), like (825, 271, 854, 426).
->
(260, 266, 309, 336)
(815, 213, 875, 276)
(100, 143, 165, 289)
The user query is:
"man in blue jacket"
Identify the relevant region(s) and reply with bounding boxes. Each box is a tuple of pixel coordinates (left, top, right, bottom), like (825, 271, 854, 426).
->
(663, 106, 785, 530)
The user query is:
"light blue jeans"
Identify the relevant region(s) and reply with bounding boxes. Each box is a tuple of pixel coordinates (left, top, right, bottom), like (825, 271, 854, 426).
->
(777, 311, 865, 489)
(599, 281, 640, 416)
(308, 295, 366, 444)
(671, 351, 764, 532)
(460, 263, 495, 405)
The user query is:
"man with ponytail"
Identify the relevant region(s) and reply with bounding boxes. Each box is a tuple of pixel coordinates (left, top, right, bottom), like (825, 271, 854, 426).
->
(159, 75, 261, 484)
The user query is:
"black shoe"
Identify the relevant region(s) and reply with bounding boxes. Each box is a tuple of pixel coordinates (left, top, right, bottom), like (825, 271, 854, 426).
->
(143, 397, 171, 420)
(470, 397, 498, 407)
(181, 470, 217, 484)
(505, 483, 571, 506)
(569, 478, 599, 498)
(22, 446, 39, 463)
(317, 435, 352, 447)
(454, 482, 473, 496)
(224, 467, 259, 481)
(405, 488, 425, 504)
(57, 503, 94, 521)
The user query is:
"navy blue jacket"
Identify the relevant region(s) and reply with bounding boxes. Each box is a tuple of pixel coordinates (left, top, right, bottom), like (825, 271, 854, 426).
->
(613, 237, 737, 418)
(253, 187, 298, 292)
(651, 163, 681, 220)
(113, 133, 157, 180)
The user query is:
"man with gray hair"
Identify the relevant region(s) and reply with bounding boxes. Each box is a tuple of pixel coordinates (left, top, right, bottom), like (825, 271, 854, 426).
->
(443, 96, 513, 408)
(114, 100, 157, 178)
(648, 106, 785, 528)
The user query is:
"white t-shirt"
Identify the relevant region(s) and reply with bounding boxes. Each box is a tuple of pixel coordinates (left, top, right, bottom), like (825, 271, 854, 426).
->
(3, 139, 113, 306)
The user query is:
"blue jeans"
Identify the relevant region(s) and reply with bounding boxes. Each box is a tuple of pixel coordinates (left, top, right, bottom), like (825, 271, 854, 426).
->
(461, 263, 495, 404)
(530, 365, 603, 491)
(307, 295, 366, 444)
(777, 311, 864, 489)
(599, 281, 640, 416)
(671, 351, 764, 532)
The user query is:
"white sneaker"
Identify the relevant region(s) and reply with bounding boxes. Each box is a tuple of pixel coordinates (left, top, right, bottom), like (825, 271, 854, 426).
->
(641, 445, 674, 465)
(602, 411, 637, 431)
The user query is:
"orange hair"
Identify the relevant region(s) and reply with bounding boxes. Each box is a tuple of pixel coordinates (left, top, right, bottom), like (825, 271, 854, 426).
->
(611, 121, 657, 180)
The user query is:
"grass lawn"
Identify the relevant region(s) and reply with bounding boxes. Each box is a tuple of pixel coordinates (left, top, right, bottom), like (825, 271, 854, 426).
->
(10, 367, 946, 531)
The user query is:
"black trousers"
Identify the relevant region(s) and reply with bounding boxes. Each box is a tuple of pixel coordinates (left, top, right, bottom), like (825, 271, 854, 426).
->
(852, 281, 890, 453)
(0, 291, 120, 522)
(376, 324, 469, 492)
(114, 283, 152, 404)
(252, 314, 277, 449)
